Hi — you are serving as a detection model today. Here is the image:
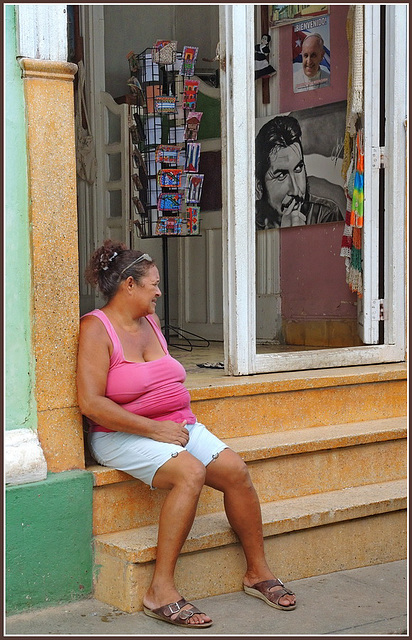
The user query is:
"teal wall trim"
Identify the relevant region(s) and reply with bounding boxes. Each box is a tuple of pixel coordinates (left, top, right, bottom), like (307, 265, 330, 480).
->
(5, 4, 37, 431)
(6, 470, 94, 613)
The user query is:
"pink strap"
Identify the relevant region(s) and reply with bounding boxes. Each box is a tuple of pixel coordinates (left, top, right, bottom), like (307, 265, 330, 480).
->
(145, 314, 168, 354)
(82, 310, 167, 361)
(82, 309, 123, 365)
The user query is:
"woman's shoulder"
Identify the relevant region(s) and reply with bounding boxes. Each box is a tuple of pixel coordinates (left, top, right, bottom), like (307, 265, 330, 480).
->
(81, 309, 105, 326)
(79, 310, 118, 360)
(80, 309, 115, 339)
(146, 312, 162, 329)
(80, 311, 110, 337)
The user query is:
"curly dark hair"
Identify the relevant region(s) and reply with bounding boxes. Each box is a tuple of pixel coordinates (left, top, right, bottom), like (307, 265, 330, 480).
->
(84, 239, 155, 301)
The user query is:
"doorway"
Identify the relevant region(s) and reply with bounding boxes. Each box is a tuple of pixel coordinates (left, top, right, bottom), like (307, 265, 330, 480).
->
(74, 5, 222, 350)
(73, 4, 406, 375)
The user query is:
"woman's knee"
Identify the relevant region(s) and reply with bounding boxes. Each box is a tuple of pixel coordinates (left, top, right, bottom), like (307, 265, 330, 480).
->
(183, 455, 207, 490)
(153, 451, 206, 491)
(229, 455, 251, 486)
(206, 449, 252, 491)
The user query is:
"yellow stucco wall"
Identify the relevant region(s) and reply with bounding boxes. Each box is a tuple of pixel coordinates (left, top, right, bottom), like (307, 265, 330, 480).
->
(20, 58, 84, 472)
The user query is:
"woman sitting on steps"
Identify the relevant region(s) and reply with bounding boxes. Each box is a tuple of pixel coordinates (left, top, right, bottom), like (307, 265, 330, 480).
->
(76, 239, 296, 628)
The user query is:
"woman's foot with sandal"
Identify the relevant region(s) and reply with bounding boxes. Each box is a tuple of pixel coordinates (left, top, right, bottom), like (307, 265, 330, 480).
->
(243, 571, 296, 611)
(143, 587, 212, 628)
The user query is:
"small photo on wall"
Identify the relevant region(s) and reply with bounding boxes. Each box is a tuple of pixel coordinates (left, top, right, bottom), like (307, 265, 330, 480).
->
(292, 15, 330, 93)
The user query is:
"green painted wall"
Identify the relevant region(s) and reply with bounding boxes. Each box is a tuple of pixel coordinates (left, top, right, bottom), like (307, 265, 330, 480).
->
(6, 470, 94, 613)
(5, 4, 37, 431)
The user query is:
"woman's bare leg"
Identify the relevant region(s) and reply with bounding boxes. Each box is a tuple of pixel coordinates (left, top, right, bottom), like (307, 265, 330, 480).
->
(143, 451, 212, 625)
(205, 448, 296, 608)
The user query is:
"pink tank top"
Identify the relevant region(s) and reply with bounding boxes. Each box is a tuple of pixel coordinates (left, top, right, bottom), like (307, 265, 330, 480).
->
(83, 309, 196, 432)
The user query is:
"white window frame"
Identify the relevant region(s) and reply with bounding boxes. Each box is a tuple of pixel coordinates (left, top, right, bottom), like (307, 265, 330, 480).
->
(220, 4, 406, 376)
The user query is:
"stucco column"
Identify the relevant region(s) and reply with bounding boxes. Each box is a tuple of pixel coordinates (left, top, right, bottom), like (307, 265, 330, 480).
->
(19, 58, 84, 472)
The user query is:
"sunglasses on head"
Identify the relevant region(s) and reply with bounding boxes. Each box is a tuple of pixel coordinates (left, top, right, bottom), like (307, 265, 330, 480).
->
(118, 253, 153, 279)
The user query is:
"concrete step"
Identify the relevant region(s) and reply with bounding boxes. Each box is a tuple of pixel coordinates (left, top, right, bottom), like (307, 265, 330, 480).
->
(187, 363, 407, 438)
(93, 479, 407, 612)
(89, 417, 406, 535)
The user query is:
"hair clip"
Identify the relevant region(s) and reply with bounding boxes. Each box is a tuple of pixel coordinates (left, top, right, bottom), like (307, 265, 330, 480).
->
(101, 251, 118, 271)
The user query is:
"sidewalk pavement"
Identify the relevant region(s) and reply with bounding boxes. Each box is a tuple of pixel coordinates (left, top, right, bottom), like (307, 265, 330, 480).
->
(5, 560, 408, 637)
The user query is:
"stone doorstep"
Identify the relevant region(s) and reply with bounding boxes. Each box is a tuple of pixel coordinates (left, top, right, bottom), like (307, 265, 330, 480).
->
(88, 416, 407, 487)
(93, 479, 406, 564)
(212, 416, 407, 462)
(185, 362, 407, 399)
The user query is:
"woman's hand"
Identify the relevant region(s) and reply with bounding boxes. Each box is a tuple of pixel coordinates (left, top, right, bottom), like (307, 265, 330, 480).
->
(150, 420, 189, 446)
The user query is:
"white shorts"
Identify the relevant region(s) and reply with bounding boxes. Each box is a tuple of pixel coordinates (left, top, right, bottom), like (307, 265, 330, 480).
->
(88, 421, 228, 489)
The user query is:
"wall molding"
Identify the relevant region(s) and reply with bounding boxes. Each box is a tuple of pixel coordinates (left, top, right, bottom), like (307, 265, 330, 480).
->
(19, 58, 77, 82)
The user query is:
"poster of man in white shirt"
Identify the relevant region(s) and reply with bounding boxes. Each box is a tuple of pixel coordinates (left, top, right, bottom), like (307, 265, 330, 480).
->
(293, 16, 330, 93)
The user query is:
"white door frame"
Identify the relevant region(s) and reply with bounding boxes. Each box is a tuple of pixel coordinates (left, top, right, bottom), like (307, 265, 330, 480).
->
(358, 4, 381, 345)
(220, 4, 406, 375)
(220, 4, 257, 375)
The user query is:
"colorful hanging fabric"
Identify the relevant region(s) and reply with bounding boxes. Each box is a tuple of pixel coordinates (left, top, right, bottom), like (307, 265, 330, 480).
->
(350, 132, 364, 228)
(340, 192, 354, 260)
(340, 130, 364, 297)
(341, 5, 364, 182)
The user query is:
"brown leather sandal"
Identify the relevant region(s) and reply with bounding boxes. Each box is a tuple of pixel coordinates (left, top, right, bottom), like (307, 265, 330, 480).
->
(144, 597, 213, 627)
(244, 578, 296, 611)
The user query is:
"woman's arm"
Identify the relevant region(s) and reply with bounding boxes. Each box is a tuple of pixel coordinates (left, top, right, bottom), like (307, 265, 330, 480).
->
(76, 315, 189, 445)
